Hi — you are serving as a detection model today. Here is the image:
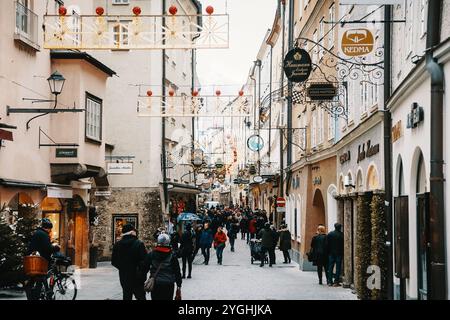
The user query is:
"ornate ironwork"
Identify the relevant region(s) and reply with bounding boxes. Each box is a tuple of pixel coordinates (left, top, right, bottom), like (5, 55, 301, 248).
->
(43, 14, 229, 50)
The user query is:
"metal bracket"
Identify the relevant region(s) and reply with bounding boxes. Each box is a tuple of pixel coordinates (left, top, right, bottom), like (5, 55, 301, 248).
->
(6, 106, 84, 129)
(38, 127, 79, 148)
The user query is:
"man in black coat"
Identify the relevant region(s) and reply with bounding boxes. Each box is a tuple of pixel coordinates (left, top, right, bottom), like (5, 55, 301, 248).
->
(112, 224, 147, 300)
(26, 218, 57, 300)
(179, 224, 194, 279)
(326, 223, 344, 286)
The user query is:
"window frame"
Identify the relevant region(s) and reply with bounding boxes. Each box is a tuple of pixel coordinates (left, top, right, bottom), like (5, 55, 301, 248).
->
(85, 92, 103, 144)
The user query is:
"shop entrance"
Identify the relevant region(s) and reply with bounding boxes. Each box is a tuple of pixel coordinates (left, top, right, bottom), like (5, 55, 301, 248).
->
(311, 189, 326, 230)
(67, 195, 88, 268)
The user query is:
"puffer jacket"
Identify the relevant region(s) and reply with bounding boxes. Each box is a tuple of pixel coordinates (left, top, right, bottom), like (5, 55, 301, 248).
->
(143, 246, 182, 287)
(199, 229, 214, 248)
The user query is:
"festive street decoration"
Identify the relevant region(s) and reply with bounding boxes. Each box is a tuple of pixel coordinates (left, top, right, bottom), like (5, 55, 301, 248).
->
(43, 8, 229, 50)
(137, 94, 252, 118)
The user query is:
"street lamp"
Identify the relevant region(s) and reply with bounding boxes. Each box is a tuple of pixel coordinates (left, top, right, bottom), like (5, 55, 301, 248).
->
(47, 71, 66, 96)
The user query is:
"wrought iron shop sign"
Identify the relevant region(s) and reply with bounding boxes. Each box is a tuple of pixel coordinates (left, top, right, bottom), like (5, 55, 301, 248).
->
(341, 28, 375, 57)
(357, 140, 380, 163)
(283, 48, 312, 83)
(56, 148, 77, 158)
(307, 83, 337, 101)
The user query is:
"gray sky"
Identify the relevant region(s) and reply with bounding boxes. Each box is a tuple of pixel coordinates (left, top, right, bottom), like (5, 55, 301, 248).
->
(196, 0, 278, 95)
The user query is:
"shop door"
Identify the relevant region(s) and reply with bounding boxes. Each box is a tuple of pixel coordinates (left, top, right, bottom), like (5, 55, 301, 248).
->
(416, 193, 430, 300)
(394, 196, 409, 300)
(74, 212, 89, 268)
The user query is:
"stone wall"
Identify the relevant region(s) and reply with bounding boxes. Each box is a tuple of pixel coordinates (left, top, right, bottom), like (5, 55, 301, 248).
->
(91, 187, 163, 260)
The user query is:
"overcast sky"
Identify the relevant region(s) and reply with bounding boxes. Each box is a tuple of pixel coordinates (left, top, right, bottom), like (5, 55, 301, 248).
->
(196, 0, 278, 95)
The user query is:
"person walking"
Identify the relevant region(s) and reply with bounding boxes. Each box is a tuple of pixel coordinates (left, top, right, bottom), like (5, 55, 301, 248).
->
(270, 225, 279, 265)
(179, 223, 194, 279)
(111, 224, 147, 300)
(199, 223, 214, 265)
(327, 223, 344, 286)
(228, 217, 239, 252)
(213, 226, 227, 265)
(192, 225, 203, 260)
(258, 223, 274, 267)
(309, 225, 330, 285)
(248, 216, 257, 243)
(240, 215, 248, 240)
(278, 224, 292, 263)
(143, 233, 182, 300)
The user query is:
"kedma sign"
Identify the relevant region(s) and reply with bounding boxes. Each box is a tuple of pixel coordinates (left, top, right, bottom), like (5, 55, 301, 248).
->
(283, 48, 312, 83)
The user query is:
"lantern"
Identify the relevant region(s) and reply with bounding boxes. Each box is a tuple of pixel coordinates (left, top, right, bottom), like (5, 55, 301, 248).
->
(47, 71, 66, 96)
(206, 6, 214, 15)
(58, 6, 67, 16)
(96, 7, 104, 16)
(239, 90, 244, 96)
(169, 5, 178, 15)
(132, 6, 141, 16)
(215, 90, 221, 96)
(146, 90, 153, 97)
(192, 90, 199, 97)
(169, 90, 175, 97)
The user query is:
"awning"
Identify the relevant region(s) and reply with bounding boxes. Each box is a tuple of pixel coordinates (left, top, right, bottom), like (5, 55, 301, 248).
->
(0, 129, 14, 141)
(163, 182, 201, 195)
(0, 178, 46, 189)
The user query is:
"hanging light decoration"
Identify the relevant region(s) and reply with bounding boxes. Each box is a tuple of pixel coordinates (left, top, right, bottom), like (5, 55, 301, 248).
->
(132, 6, 142, 16)
(169, 5, 178, 15)
(146, 90, 153, 97)
(95, 7, 105, 16)
(206, 6, 214, 15)
(58, 6, 67, 16)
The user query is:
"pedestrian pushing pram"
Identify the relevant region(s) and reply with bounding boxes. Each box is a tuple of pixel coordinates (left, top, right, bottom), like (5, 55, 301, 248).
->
(249, 239, 269, 264)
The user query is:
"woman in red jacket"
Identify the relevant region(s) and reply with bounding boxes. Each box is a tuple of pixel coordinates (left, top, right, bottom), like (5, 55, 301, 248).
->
(213, 227, 228, 265)
(248, 216, 257, 241)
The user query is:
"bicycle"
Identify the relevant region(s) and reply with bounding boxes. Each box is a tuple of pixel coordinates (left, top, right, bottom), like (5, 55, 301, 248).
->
(26, 254, 77, 300)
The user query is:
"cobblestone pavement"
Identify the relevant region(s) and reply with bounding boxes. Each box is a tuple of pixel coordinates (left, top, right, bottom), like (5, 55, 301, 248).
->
(0, 237, 357, 300)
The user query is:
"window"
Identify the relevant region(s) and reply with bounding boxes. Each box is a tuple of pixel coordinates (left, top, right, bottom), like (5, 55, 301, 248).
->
(319, 18, 325, 60)
(113, 22, 129, 46)
(86, 94, 102, 142)
(112, 0, 130, 4)
(318, 108, 324, 144)
(15, 0, 39, 46)
(312, 30, 318, 64)
(328, 3, 335, 49)
(328, 112, 335, 140)
(311, 109, 317, 147)
(420, 0, 427, 37)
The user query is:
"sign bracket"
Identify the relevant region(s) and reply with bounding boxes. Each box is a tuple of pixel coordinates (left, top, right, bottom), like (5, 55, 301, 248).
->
(38, 127, 79, 149)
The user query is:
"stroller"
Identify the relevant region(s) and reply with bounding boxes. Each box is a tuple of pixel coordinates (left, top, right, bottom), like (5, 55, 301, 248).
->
(249, 239, 269, 264)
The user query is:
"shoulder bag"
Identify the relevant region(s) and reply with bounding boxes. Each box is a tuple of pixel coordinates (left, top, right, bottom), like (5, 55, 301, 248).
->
(144, 255, 168, 292)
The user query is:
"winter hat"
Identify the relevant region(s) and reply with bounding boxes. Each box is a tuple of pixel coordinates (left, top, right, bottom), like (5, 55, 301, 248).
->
(41, 218, 53, 229)
(122, 224, 136, 234)
(157, 233, 171, 246)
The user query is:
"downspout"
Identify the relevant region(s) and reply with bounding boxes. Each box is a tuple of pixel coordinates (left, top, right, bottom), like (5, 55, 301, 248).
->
(426, 0, 446, 300)
(280, 0, 286, 198)
(162, 0, 169, 218)
(383, 4, 394, 300)
(287, 0, 294, 168)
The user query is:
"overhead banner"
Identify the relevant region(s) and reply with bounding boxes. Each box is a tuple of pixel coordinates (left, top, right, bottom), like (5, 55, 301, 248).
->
(339, 0, 403, 4)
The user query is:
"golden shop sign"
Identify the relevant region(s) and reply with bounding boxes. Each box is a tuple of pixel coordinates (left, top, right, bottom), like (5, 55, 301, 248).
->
(341, 28, 374, 57)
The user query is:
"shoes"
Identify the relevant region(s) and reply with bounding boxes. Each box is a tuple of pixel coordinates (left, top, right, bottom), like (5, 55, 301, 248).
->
(319, 280, 323, 285)
(182, 275, 186, 279)
(327, 283, 333, 286)
(260, 264, 264, 267)
(269, 264, 273, 267)
(333, 283, 341, 287)
(187, 275, 192, 279)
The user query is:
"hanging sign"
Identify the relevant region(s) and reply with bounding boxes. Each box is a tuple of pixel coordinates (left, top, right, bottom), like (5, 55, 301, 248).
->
(341, 28, 375, 57)
(283, 48, 312, 83)
(340, 0, 403, 4)
(0, 129, 13, 141)
(56, 148, 78, 158)
(307, 83, 337, 101)
(107, 162, 133, 174)
(253, 176, 264, 183)
(247, 135, 264, 152)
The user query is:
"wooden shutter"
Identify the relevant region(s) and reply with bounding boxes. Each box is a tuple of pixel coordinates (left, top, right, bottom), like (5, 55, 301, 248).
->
(394, 196, 409, 278)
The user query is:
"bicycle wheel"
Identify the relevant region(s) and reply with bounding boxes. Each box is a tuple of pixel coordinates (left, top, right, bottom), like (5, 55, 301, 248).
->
(53, 275, 77, 300)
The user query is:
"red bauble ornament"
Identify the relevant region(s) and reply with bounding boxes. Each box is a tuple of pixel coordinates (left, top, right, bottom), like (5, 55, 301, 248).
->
(132, 6, 141, 16)
(215, 90, 221, 96)
(58, 6, 67, 16)
(169, 90, 175, 97)
(206, 6, 214, 15)
(96, 7, 104, 16)
(146, 90, 153, 97)
(192, 90, 199, 97)
(239, 90, 244, 96)
(169, 5, 178, 15)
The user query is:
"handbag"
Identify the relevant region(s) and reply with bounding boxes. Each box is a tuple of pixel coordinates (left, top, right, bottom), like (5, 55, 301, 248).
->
(174, 287, 182, 300)
(144, 262, 163, 292)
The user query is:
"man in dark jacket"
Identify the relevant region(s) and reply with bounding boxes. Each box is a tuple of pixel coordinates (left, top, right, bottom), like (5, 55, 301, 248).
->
(326, 223, 344, 286)
(112, 224, 147, 300)
(26, 218, 57, 300)
(270, 225, 280, 265)
(179, 223, 194, 279)
(278, 224, 292, 263)
(258, 223, 275, 267)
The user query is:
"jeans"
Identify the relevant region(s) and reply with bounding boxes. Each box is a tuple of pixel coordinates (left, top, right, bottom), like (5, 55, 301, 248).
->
(216, 244, 225, 263)
(229, 236, 236, 251)
(181, 253, 193, 277)
(201, 247, 210, 264)
(260, 246, 274, 266)
(328, 254, 343, 284)
(282, 250, 291, 263)
(151, 283, 174, 300)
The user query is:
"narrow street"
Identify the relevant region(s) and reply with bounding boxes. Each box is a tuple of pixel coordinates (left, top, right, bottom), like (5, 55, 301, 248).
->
(1, 237, 356, 300)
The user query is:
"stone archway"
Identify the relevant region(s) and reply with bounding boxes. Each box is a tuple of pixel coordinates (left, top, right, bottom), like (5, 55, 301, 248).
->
(366, 164, 380, 191)
(308, 188, 326, 240)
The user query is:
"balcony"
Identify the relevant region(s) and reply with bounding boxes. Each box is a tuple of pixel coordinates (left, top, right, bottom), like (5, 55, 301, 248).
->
(14, 1, 40, 51)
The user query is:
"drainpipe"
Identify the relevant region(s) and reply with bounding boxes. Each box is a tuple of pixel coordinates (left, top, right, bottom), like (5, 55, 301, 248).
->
(162, 0, 169, 217)
(426, 0, 446, 300)
(287, 0, 294, 168)
(383, 4, 394, 300)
